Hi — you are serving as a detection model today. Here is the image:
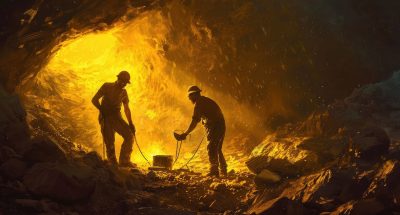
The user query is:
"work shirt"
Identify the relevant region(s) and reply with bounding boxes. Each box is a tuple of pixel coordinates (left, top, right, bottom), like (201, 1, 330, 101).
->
(97, 82, 129, 115)
(192, 96, 225, 128)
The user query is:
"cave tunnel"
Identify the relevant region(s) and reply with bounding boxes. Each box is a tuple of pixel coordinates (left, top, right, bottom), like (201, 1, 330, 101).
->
(1, 0, 400, 214)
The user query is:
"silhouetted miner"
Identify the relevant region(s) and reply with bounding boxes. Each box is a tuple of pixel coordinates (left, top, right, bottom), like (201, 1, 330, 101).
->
(92, 71, 136, 167)
(176, 86, 227, 177)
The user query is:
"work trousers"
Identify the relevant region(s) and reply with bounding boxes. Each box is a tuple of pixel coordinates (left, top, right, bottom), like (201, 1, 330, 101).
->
(206, 122, 227, 174)
(100, 113, 133, 165)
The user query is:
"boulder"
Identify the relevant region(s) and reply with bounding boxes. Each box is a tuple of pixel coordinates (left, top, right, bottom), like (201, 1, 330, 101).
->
(351, 126, 390, 161)
(248, 197, 312, 215)
(249, 167, 367, 214)
(208, 187, 239, 212)
(364, 160, 400, 201)
(81, 151, 103, 168)
(135, 207, 197, 215)
(15, 199, 42, 212)
(87, 181, 126, 214)
(0, 89, 30, 153)
(331, 199, 385, 215)
(23, 136, 66, 164)
(0, 145, 17, 164)
(15, 198, 60, 213)
(210, 182, 228, 192)
(246, 135, 320, 176)
(0, 158, 27, 179)
(298, 102, 362, 137)
(254, 169, 281, 186)
(109, 167, 144, 190)
(23, 162, 94, 202)
(284, 167, 370, 205)
(297, 137, 347, 164)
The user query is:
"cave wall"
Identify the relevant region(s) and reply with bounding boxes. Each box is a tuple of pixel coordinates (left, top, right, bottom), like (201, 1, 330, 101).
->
(1, 0, 400, 128)
(0, 0, 160, 84)
(163, 0, 400, 125)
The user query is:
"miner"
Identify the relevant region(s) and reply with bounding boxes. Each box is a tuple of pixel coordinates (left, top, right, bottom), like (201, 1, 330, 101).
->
(175, 86, 227, 177)
(92, 71, 136, 167)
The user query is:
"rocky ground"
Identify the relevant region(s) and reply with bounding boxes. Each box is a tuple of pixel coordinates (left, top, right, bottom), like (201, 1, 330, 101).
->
(0, 136, 256, 215)
(2, 64, 400, 214)
(245, 72, 400, 214)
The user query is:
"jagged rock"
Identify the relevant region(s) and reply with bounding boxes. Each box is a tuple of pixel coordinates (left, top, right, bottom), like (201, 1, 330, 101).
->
(246, 135, 320, 176)
(249, 167, 370, 214)
(110, 167, 144, 190)
(146, 170, 157, 181)
(125, 190, 158, 207)
(15, 199, 42, 211)
(81, 151, 103, 168)
(351, 126, 390, 161)
(208, 189, 238, 212)
(297, 137, 347, 164)
(343, 72, 400, 140)
(0, 158, 27, 179)
(88, 181, 126, 214)
(286, 167, 371, 205)
(206, 182, 240, 212)
(331, 199, 385, 215)
(248, 197, 312, 215)
(299, 102, 362, 137)
(254, 169, 281, 186)
(23, 162, 94, 202)
(23, 136, 66, 164)
(364, 160, 400, 202)
(15, 198, 60, 213)
(210, 182, 228, 192)
(0, 87, 30, 153)
(0, 145, 18, 164)
(135, 207, 196, 215)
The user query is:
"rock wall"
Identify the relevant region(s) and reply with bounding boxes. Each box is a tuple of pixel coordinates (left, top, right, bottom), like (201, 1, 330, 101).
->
(1, 0, 400, 127)
(247, 72, 400, 214)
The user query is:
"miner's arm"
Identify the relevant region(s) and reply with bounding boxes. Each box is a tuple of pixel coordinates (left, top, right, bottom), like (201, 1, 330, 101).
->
(183, 118, 199, 136)
(183, 104, 201, 136)
(91, 85, 104, 110)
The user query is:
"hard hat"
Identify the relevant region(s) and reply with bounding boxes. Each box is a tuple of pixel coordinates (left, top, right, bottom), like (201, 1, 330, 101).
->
(187, 85, 202, 95)
(117, 71, 130, 83)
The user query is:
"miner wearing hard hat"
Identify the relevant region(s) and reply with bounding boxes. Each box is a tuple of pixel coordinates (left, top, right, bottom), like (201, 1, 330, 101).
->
(92, 71, 136, 167)
(176, 85, 227, 177)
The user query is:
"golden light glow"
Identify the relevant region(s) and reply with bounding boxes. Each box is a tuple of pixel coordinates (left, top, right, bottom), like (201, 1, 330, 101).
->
(25, 10, 257, 173)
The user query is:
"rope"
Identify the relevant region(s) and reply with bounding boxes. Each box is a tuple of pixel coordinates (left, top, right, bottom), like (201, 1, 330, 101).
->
(134, 135, 152, 166)
(178, 133, 207, 170)
(173, 140, 183, 165)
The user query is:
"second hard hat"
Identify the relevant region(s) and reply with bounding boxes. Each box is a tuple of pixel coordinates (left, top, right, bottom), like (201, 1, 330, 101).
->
(117, 71, 131, 83)
(187, 85, 202, 95)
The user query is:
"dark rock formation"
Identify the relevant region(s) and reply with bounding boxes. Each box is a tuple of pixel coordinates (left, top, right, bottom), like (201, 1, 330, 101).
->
(23, 136, 67, 163)
(0, 158, 27, 180)
(23, 162, 94, 202)
(247, 72, 400, 214)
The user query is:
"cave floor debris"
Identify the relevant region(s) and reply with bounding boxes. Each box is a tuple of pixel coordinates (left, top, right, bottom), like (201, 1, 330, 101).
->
(129, 168, 256, 215)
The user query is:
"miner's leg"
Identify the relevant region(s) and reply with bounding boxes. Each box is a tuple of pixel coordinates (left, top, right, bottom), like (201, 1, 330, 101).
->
(217, 132, 227, 176)
(113, 115, 134, 166)
(207, 135, 220, 177)
(102, 118, 117, 166)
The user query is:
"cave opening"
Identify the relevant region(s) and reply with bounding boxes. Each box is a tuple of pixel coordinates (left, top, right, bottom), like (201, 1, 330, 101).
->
(2, 1, 400, 214)
(21, 10, 256, 172)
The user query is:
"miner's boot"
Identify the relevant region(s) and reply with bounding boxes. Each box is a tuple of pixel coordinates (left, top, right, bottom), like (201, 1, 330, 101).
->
(220, 168, 228, 177)
(207, 165, 220, 177)
(206, 171, 219, 177)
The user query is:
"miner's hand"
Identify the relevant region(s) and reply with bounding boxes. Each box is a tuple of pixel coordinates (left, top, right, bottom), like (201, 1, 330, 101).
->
(129, 123, 136, 134)
(174, 132, 187, 141)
